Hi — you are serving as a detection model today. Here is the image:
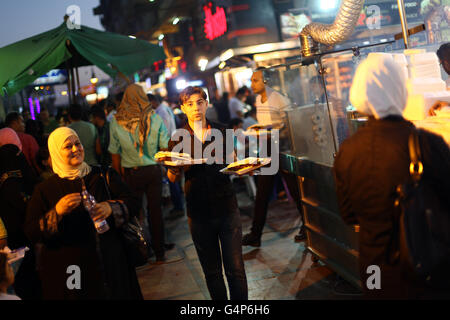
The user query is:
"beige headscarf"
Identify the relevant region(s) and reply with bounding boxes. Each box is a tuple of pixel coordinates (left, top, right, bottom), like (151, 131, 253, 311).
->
(48, 127, 91, 180)
(114, 84, 154, 156)
(350, 53, 408, 119)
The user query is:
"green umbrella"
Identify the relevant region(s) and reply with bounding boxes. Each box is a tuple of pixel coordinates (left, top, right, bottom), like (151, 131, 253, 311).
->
(0, 21, 166, 96)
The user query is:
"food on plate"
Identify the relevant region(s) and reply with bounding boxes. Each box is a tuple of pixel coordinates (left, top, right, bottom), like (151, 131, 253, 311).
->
(221, 157, 271, 175)
(154, 151, 192, 162)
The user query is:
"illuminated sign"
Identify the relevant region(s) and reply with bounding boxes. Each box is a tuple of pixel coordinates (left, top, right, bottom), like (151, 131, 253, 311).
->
(32, 69, 67, 85)
(204, 2, 227, 40)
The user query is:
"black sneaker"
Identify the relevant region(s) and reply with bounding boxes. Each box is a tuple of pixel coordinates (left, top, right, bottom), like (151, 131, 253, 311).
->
(155, 255, 166, 265)
(242, 233, 261, 247)
(164, 243, 175, 250)
(294, 228, 307, 242)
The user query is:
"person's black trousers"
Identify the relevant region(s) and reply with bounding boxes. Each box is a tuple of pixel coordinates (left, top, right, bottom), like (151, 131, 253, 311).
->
(250, 170, 303, 237)
(123, 165, 166, 258)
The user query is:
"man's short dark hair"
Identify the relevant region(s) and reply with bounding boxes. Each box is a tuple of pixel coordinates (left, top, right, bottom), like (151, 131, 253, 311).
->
(236, 87, 247, 97)
(437, 43, 450, 62)
(68, 104, 82, 121)
(91, 106, 106, 120)
(105, 99, 116, 110)
(147, 93, 157, 103)
(179, 86, 207, 105)
(5, 112, 20, 127)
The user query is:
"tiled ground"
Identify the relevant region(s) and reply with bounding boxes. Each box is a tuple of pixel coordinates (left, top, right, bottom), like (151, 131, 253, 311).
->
(136, 180, 362, 300)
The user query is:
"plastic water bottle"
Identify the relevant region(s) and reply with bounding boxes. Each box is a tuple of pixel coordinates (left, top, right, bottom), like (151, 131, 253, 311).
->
(81, 182, 109, 234)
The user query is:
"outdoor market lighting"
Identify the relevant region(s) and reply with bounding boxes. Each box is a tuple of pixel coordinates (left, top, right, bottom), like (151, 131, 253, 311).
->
(220, 49, 234, 62)
(176, 79, 187, 90)
(219, 61, 226, 69)
(320, 0, 338, 11)
(129, 35, 136, 39)
(158, 34, 165, 40)
(28, 98, 35, 120)
(90, 68, 98, 84)
(198, 58, 208, 71)
(173, 17, 180, 25)
(35, 98, 41, 114)
(61, 91, 68, 96)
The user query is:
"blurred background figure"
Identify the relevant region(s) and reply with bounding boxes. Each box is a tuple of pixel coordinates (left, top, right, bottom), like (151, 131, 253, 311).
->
(5, 112, 40, 174)
(68, 104, 100, 166)
(105, 98, 118, 123)
(39, 108, 58, 138)
(90, 105, 111, 167)
(0, 127, 41, 300)
(228, 87, 247, 120)
(213, 92, 231, 126)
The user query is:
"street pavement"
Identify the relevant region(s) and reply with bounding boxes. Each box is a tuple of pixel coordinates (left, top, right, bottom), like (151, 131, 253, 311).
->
(136, 178, 362, 300)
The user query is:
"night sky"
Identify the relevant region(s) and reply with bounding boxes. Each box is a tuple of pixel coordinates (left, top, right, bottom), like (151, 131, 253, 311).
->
(0, 0, 103, 48)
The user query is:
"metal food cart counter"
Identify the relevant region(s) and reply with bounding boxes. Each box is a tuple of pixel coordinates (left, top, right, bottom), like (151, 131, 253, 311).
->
(262, 41, 404, 290)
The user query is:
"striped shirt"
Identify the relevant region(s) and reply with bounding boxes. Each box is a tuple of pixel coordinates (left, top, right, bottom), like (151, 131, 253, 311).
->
(255, 87, 291, 129)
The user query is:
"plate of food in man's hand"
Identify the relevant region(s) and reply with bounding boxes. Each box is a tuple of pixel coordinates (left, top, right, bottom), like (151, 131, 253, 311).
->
(243, 124, 279, 136)
(220, 157, 271, 176)
(155, 151, 207, 166)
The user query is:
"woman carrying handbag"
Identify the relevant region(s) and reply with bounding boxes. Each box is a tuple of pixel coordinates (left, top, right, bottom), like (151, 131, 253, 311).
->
(25, 127, 143, 300)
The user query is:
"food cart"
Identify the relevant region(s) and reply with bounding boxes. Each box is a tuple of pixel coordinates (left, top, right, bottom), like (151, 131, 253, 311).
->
(257, 0, 449, 290)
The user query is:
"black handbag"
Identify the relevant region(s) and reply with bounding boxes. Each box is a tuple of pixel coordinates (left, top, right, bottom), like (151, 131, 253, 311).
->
(394, 129, 450, 288)
(100, 166, 149, 267)
(115, 202, 149, 268)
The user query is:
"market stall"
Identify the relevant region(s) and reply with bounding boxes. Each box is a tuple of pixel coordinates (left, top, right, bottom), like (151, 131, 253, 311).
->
(259, 0, 449, 290)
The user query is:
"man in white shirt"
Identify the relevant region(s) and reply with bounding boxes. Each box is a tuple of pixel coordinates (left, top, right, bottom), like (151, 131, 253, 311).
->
(228, 87, 247, 119)
(254, 85, 290, 130)
(241, 69, 306, 247)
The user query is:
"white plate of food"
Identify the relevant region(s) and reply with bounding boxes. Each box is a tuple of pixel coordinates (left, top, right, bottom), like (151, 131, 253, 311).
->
(155, 151, 207, 166)
(220, 157, 271, 176)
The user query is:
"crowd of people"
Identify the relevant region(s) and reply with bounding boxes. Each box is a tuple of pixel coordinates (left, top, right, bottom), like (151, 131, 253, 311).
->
(0, 43, 449, 300)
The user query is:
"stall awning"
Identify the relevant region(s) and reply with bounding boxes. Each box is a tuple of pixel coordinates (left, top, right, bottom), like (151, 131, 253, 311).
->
(205, 39, 300, 70)
(0, 22, 166, 96)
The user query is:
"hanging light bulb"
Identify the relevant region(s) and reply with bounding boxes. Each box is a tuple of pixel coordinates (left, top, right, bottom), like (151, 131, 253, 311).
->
(90, 68, 98, 84)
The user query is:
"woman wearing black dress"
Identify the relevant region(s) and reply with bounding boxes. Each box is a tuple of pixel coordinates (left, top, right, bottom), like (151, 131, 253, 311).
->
(25, 127, 142, 300)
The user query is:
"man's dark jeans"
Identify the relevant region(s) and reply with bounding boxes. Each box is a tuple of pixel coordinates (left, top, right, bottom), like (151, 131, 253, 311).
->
(169, 181, 184, 211)
(124, 165, 165, 258)
(251, 170, 303, 237)
(188, 199, 248, 300)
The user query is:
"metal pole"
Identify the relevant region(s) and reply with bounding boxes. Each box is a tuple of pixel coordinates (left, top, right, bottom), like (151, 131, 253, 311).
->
(70, 67, 76, 104)
(66, 67, 72, 105)
(75, 67, 81, 93)
(397, 0, 409, 49)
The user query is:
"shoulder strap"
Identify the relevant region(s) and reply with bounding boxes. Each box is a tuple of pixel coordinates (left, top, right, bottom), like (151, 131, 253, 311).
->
(98, 165, 112, 200)
(409, 128, 423, 183)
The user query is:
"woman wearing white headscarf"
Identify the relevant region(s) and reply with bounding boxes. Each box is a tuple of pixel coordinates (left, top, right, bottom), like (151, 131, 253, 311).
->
(334, 54, 450, 299)
(25, 127, 142, 300)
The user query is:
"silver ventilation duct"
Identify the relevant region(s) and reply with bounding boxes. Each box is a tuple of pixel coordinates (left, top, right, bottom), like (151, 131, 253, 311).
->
(300, 0, 365, 51)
